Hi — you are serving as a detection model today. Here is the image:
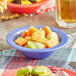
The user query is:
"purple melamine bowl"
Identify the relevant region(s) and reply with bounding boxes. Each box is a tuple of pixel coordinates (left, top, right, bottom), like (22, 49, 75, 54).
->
(6, 26, 68, 59)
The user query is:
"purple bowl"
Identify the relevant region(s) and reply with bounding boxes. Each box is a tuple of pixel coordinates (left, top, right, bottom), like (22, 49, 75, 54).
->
(6, 26, 68, 59)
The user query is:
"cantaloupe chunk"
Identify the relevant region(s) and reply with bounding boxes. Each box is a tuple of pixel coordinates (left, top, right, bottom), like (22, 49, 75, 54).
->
(27, 26, 38, 36)
(42, 26, 52, 36)
(44, 38, 59, 48)
(14, 37, 27, 46)
(31, 32, 47, 44)
(21, 31, 27, 38)
(34, 41, 46, 49)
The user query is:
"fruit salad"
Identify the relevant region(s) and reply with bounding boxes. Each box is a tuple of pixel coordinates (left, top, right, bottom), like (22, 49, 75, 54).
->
(8, 0, 42, 5)
(16, 66, 69, 76)
(14, 26, 59, 49)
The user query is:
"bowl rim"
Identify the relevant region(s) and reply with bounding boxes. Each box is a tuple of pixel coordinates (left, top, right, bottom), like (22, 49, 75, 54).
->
(7, 0, 50, 8)
(6, 25, 68, 53)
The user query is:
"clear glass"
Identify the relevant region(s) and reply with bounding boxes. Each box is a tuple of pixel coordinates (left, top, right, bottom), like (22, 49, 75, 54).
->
(56, 0, 76, 28)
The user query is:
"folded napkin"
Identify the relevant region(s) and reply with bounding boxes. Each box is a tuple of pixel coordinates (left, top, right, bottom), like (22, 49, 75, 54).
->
(67, 33, 76, 63)
(68, 41, 76, 68)
(67, 42, 76, 62)
(62, 33, 76, 71)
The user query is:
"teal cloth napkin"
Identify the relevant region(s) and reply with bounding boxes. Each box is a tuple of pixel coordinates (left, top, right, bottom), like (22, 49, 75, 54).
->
(0, 49, 16, 56)
(68, 48, 76, 62)
(67, 34, 76, 62)
(67, 42, 76, 68)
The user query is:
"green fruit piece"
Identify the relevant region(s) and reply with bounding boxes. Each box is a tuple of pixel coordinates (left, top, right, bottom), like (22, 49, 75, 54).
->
(26, 41, 45, 49)
(24, 68, 30, 75)
(16, 68, 26, 76)
(47, 32, 59, 41)
(47, 33, 51, 40)
(25, 36, 31, 41)
(25, 45, 29, 48)
(32, 66, 52, 75)
(34, 42, 45, 49)
(34, 29, 45, 37)
(16, 66, 33, 76)
(27, 41, 37, 49)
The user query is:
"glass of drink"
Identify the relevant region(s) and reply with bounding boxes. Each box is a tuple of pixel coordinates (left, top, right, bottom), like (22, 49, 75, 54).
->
(56, 0, 76, 28)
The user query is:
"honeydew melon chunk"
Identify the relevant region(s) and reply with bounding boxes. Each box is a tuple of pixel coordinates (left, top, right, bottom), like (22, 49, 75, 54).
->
(26, 41, 45, 49)
(34, 29, 45, 37)
(47, 31, 59, 41)
(27, 41, 37, 49)
(32, 66, 52, 75)
(25, 36, 31, 41)
(25, 45, 29, 48)
(34, 42, 45, 49)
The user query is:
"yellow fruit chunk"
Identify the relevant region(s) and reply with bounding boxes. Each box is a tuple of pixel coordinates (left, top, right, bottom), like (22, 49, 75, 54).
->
(8, 0, 14, 3)
(21, 0, 32, 5)
(35, 0, 42, 3)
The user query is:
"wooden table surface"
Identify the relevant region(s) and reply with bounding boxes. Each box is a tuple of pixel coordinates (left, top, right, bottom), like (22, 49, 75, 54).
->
(0, 11, 76, 51)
